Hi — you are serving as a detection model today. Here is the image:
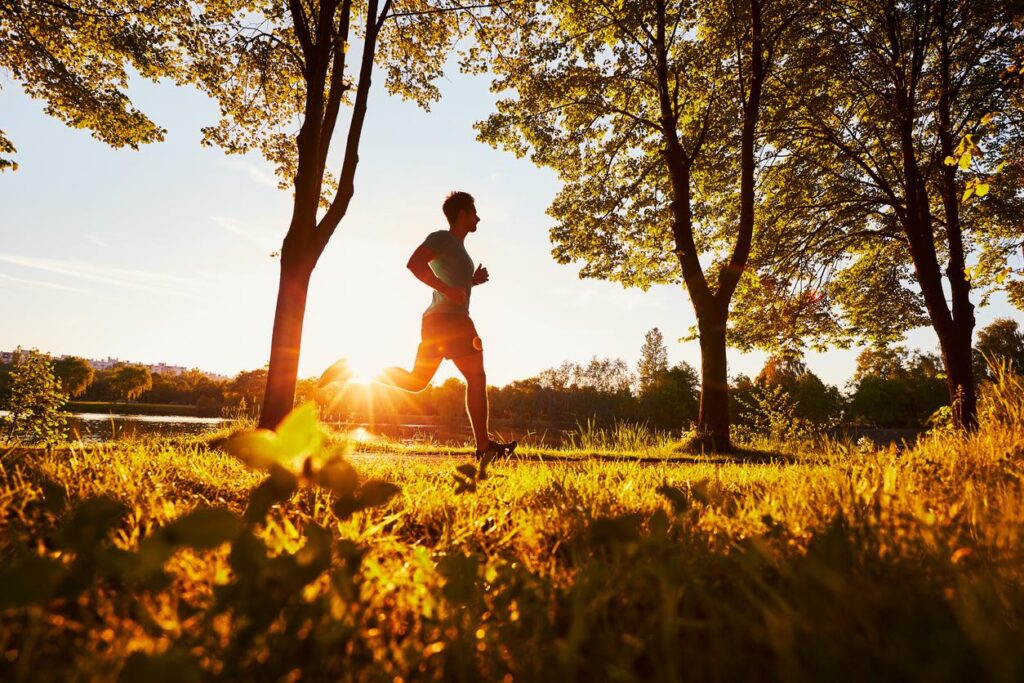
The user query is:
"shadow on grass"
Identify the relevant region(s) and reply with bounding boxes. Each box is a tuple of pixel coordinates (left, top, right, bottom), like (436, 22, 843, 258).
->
(500, 444, 799, 466)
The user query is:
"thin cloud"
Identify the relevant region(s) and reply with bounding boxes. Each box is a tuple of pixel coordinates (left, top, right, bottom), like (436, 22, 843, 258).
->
(86, 234, 109, 248)
(223, 159, 280, 188)
(210, 215, 280, 250)
(0, 253, 204, 295)
(0, 271, 87, 293)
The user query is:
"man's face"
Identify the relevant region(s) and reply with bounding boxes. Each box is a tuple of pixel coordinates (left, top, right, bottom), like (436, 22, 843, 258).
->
(464, 203, 480, 232)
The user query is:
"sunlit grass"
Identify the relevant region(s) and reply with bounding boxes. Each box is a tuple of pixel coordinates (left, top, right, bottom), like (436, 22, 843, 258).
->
(1, 370, 1023, 680)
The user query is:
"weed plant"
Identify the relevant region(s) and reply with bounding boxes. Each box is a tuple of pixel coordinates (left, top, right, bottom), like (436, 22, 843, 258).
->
(0, 373, 1022, 681)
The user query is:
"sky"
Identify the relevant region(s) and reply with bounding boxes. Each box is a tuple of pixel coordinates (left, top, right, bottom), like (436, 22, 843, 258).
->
(0, 62, 1020, 390)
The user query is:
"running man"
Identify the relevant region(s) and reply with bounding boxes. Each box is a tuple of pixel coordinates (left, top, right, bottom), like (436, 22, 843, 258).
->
(321, 191, 515, 463)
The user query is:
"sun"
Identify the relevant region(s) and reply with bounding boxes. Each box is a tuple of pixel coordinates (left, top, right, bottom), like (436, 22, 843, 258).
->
(345, 358, 380, 386)
(317, 355, 380, 388)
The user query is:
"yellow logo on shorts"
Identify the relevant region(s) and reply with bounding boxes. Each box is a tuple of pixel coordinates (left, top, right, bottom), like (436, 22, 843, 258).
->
(472, 336, 483, 351)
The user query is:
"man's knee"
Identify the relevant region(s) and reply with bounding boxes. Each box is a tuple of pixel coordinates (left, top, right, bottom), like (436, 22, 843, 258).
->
(408, 369, 435, 392)
(464, 369, 486, 387)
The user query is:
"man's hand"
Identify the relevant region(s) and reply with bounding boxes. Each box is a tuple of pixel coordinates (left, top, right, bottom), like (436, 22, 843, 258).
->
(472, 264, 489, 286)
(445, 285, 468, 305)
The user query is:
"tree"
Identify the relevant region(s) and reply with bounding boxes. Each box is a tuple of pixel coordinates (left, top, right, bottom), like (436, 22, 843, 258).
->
(538, 357, 632, 394)
(52, 357, 95, 398)
(109, 364, 153, 402)
(755, 354, 844, 425)
(433, 377, 466, 422)
(764, 0, 1023, 429)
(228, 367, 270, 409)
(974, 317, 1024, 379)
(0, 0, 190, 170)
(848, 346, 947, 428)
(637, 328, 669, 397)
(478, 0, 810, 450)
(1, 351, 68, 445)
(639, 361, 699, 429)
(182, 0, 487, 430)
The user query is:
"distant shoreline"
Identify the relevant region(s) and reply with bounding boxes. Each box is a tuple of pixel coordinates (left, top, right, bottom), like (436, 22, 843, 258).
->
(66, 401, 204, 417)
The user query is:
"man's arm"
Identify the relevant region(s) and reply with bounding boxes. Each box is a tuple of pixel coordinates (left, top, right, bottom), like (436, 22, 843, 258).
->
(407, 244, 467, 305)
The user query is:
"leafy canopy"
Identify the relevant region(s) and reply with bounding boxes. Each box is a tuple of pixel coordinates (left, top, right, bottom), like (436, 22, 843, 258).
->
(0, 0, 192, 170)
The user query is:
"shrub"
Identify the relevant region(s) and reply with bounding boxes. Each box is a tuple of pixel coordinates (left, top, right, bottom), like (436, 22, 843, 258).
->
(1, 350, 68, 445)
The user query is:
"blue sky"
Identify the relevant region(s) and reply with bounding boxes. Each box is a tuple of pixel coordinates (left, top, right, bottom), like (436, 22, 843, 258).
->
(0, 64, 1018, 389)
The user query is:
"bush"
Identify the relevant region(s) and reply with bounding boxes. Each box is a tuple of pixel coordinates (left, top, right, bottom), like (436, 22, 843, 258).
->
(1, 350, 69, 446)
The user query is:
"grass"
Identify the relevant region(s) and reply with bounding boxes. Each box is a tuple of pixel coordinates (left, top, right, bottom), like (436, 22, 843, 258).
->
(1, 371, 1023, 681)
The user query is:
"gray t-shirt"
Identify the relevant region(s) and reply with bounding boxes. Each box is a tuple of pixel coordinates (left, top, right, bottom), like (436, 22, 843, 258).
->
(421, 230, 474, 317)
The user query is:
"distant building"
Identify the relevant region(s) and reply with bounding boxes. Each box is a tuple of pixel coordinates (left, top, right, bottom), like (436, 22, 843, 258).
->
(84, 356, 124, 371)
(0, 347, 22, 364)
(143, 362, 188, 376)
(1, 347, 229, 381)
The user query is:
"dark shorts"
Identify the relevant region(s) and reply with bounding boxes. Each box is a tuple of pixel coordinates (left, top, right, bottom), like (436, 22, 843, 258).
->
(419, 313, 483, 360)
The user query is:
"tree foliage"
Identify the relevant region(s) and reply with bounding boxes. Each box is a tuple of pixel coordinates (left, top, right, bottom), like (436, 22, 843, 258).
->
(0, 0, 191, 170)
(738, 0, 1023, 428)
(175, 0, 496, 429)
(109, 363, 153, 401)
(1, 350, 69, 445)
(637, 327, 669, 397)
(848, 346, 947, 428)
(974, 317, 1024, 380)
(477, 0, 811, 450)
(52, 356, 95, 398)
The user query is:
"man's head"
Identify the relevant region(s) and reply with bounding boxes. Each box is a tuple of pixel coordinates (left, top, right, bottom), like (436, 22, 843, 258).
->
(442, 191, 479, 232)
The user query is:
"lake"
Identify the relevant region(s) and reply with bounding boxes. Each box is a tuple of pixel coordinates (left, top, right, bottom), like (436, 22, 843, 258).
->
(1, 411, 566, 446)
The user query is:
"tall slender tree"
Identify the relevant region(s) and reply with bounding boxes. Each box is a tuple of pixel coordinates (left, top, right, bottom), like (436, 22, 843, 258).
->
(754, 0, 1022, 428)
(184, 0, 493, 429)
(478, 0, 809, 450)
(637, 327, 669, 397)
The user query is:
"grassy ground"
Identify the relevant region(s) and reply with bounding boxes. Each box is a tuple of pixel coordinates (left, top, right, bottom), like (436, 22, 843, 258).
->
(1, 374, 1023, 682)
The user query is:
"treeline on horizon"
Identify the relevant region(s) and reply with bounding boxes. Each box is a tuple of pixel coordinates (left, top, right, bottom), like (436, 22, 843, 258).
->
(2, 319, 1022, 432)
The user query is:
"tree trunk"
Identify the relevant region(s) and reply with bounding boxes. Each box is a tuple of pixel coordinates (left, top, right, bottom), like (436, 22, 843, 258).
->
(695, 307, 731, 451)
(941, 327, 977, 428)
(259, 253, 314, 429)
(934, 0, 978, 429)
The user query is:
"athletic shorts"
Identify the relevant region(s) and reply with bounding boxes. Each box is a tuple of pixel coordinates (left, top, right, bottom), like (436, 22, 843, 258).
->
(419, 313, 483, 360)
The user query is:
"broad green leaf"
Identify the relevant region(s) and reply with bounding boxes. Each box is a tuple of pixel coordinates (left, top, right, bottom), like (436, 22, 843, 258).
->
(359, 480, 401, 507)
(0, 556, 64, 609)
(962, 187, 974, 202)
(119, 649, 204, 683)
(223, 429, 281, 469)
(59, 496, 126, 552)
(163, 508, 241, 549)
(318, 458, 359, 496)
(959, 153, 972, 170)
(244, 469, 298, 523)
(273, 402, 323, 458)
(657, 483, 690, 513)
(943, 155, 957, 166)
(975, 183, 989, 197)
(437, 552, 479, 604)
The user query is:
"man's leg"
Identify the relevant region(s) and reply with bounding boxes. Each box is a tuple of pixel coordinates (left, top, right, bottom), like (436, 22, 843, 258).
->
(379, 345, 442, 393)
(452, 351, 488, 452)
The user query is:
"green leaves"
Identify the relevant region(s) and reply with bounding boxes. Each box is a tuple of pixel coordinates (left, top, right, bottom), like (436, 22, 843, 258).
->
(59, 495, 127, 552)
(224, 403, 400, 522)
(1, 0, 188, 170)
(160, 507, 242, 549)
(0, 556, 65, 610)
(134, 507, 242, 577)
(2, 349, 69, 446)
(332, 479, 401, 520)
(224, 402, 323, 472)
